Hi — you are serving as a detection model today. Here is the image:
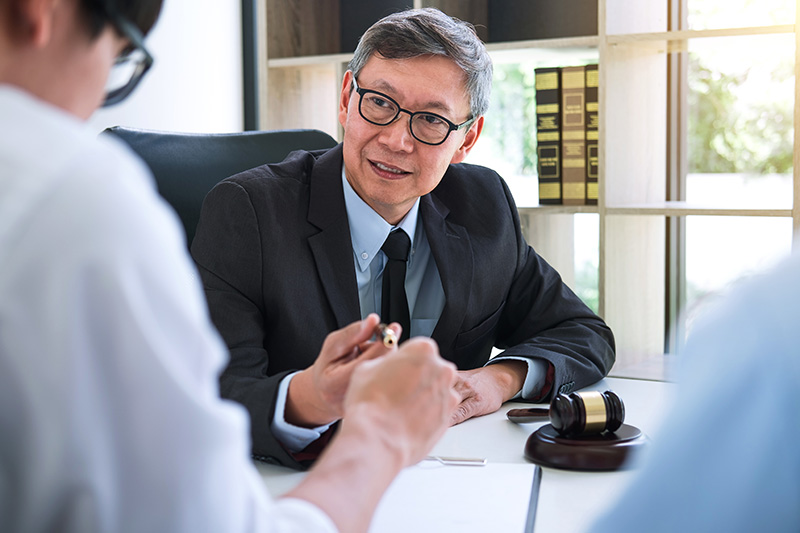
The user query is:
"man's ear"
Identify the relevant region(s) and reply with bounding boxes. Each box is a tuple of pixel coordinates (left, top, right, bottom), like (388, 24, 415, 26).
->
(338, 70, 355, 131)
(10, 0, 57, 48)
(450, 116, 484, 165)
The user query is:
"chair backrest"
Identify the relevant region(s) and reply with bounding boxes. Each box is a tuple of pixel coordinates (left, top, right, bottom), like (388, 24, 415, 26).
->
(102, 126, 338, 246)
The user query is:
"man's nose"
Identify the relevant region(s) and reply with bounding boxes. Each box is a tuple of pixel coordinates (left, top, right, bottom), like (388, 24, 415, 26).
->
(378, 111, 416, 152)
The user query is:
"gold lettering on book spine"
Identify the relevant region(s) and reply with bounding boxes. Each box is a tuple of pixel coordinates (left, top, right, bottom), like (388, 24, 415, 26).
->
(535, 72, 558, 90)
(539, 182, 561, 199)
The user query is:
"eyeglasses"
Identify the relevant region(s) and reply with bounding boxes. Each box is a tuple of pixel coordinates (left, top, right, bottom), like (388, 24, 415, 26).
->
(102, 11, 153, 107)
(352, 78, 474, 146)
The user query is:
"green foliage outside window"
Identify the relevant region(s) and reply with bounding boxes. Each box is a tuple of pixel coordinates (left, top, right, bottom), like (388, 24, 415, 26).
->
(688, 52, 794, 175)
(481, 63, 538, 176)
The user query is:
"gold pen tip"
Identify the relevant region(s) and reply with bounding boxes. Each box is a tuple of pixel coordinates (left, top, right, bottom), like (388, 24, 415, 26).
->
(378, 324, 397, 347)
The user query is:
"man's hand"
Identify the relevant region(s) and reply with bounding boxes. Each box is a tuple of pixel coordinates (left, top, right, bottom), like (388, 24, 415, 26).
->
(450, 360, 528, 426)
(342, 337, 459, 467)
(287, 337, 458, 533)
(285, 314, 399, 428)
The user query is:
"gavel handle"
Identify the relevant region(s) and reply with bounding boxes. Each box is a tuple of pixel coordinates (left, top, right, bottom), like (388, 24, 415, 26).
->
(506, 407, 550, 424)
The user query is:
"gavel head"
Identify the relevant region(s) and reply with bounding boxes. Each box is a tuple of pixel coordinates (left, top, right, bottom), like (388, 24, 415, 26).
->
(549, 390, 625, 437)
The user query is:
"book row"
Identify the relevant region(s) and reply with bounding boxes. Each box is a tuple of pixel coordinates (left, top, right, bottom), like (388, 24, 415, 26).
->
(535, 64, 599, 206)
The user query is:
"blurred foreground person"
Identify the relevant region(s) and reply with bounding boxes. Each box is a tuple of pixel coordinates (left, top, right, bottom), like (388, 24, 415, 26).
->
(590, 246, 800, 532)
(0, 1, 458, 531)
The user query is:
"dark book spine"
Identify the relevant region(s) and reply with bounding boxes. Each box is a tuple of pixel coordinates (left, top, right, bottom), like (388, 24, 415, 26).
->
(560, 66, 587, 206)
(585, 64, 599, 205)
(535, 67, 562, 205)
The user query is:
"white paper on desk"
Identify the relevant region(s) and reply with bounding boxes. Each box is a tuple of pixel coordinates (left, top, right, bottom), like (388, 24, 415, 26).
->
(368, 462, 536, 533)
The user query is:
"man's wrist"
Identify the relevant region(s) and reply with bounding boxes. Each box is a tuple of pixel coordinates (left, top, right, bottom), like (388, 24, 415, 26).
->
(485, 360, 528, 401)
(286, 369, 337, 428)
(338, 403, 408, 470)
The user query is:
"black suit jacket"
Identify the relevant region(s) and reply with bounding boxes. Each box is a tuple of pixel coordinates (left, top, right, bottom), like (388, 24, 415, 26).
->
(191, 144, 615, 469)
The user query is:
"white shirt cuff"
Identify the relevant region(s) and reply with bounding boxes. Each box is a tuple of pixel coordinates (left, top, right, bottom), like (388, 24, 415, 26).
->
(271, 372, 334, 453)
(485, 356, 548, 400)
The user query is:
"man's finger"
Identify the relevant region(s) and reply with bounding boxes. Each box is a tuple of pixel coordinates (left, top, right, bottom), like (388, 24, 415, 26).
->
(377, 322, 402, 348)
(353, 336, 395, 363)
(355, 321, 402, 355)
(449, 399, 475, 426)
(325, 313, 382, 357)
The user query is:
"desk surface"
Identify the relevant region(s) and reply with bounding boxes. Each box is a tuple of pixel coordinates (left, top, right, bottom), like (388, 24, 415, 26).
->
(255, 377, 677, 533)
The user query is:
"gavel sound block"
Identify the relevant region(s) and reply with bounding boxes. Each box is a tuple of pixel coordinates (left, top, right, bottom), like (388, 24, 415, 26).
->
(507, 390, 647, 471)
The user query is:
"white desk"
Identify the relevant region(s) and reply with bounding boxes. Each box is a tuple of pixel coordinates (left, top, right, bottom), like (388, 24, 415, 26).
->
(254, 377, 677, 533)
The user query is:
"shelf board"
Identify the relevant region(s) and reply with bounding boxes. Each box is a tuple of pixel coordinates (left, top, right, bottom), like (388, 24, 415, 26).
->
(268, 36, 601, 69)
(607, 24, 794, 45)
(518, 205, 599, 215)
(265, 26, 793, 65)
(518, 202, 792, 217)
(489, 47, 598, 66)
(485, 35, 599, 52)
(268, 53, 353, 68)
(605, 201, 792, 217)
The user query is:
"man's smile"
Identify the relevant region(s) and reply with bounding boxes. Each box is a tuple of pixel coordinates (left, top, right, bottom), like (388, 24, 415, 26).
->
(369, 159, 411, 178)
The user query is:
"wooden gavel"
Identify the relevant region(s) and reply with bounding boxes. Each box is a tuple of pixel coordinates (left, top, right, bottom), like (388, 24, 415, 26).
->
(507, 390, 625, 437)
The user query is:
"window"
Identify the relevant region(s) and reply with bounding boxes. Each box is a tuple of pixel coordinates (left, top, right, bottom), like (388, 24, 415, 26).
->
(468, 0, 796, 374)
(670, 0, 796, 350)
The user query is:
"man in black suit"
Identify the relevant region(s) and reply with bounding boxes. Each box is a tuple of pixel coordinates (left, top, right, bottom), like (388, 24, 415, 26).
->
(192, 7, 615, 469)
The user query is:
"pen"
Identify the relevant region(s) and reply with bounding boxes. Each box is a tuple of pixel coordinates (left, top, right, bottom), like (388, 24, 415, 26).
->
(506, 407, 550, 424)
(376, 323, 397, 348)
(424, 455, 487, 466)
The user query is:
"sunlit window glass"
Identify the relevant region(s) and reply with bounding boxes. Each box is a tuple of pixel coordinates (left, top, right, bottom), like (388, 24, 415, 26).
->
(687, 0, 795, 31)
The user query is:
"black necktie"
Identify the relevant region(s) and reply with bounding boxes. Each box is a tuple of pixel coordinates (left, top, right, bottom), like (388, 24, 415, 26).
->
(381, 229, 411, 343)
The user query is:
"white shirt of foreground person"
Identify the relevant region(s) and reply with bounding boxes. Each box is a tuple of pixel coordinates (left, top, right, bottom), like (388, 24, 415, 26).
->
(590, 247, 800, 532)
(0, 86, 336, 533)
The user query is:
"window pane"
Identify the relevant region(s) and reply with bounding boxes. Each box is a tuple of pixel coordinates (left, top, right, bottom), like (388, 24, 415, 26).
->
(681, 16, 795, 349)
(468, 60, 538, 206)
(687, 33, 794, 207)
(574, 214, 599, 314)
(683, 216, 793, 336)
(522, 213, 600, 315)
(688, 0, 794, 31)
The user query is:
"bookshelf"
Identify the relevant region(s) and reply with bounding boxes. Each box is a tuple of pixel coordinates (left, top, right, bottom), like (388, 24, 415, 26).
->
(253, 0, 800, 379)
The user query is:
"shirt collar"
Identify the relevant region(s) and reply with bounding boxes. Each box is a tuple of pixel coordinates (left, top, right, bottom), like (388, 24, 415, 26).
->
(341, 166, 419, 273)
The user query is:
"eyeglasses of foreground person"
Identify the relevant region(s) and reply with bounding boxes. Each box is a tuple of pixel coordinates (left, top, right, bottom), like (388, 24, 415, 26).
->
(102, 4, 154, 107)
(352, 76, 474, 146)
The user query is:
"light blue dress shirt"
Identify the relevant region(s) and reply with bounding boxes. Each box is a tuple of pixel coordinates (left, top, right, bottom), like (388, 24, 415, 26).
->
(272, 166, 546, 452)
(340, 168, 546, 400)
(341, 167, 444, 336)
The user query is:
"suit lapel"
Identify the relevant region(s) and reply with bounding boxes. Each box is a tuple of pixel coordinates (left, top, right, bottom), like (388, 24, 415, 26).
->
(307, 145, 362, 329)
(421, 193, 473, 354)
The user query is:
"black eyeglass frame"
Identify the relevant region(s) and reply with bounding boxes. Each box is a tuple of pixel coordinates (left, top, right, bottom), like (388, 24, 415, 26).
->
(352, 78, 474, 146)
(102, 10, 154, 107)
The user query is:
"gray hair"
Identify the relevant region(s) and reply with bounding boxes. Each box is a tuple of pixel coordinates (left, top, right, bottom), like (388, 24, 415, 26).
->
(348, 7, 493, 120)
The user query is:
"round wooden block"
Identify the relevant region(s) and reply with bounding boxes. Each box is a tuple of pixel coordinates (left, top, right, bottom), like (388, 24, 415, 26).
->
(524, 423, 646, 471)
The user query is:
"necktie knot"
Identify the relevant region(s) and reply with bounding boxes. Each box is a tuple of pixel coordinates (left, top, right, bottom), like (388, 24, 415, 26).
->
(381, 229, 410, 261)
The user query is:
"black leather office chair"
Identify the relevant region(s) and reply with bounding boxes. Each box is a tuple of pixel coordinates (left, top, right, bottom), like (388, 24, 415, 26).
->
(103, 126, 338, 246)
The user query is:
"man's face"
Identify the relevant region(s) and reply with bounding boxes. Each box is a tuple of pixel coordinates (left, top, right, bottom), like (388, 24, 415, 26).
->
(68, 22, 129, 119)
(1, 0, 131, 119)
(338, 54, 483, 224)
